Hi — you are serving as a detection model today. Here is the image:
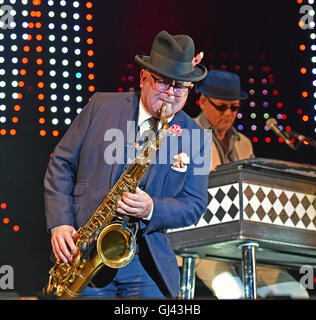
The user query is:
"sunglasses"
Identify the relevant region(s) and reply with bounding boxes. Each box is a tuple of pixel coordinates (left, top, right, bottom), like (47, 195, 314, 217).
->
(150, 73, 193, 97)
(207, 97, 240, 112)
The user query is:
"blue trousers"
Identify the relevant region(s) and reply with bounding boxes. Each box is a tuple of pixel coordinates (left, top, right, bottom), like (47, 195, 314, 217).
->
(80, 253, 165, 298)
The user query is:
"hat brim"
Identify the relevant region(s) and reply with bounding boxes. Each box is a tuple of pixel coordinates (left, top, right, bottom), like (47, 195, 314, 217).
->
(196, 83, 248, 100)
(135, 55, 208, 83)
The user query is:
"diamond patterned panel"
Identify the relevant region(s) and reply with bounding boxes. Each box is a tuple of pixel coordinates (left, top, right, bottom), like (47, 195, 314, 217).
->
(242, 183, 316, 230)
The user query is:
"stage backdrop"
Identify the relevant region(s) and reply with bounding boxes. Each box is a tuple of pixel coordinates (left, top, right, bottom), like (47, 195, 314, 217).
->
(0, 0, 315, 296)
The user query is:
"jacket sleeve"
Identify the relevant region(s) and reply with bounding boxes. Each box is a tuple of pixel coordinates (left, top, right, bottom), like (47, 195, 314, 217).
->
(143, 129, 212, 234)
(43, 93, 98, 231)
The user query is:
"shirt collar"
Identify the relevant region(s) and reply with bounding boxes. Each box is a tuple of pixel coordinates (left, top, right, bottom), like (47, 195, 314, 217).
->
(138, 99, 174, 126)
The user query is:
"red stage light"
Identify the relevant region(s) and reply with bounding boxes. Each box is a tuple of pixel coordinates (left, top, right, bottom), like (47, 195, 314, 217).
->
(3, 217, 9, 224)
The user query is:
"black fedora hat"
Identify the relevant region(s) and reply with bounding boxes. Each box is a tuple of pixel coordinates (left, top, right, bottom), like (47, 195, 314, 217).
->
(135, 31, 207, 82)
(196, 69, 248, 100)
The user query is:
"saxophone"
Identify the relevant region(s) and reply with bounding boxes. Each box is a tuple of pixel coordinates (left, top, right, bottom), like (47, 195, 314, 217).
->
(45, 102, 170, 298)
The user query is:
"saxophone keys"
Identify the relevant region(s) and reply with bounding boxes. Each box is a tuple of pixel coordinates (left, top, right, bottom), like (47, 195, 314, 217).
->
(134, 142, 140, 150)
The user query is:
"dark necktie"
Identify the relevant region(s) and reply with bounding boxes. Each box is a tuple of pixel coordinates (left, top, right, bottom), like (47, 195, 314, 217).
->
(140, 117, 159, 144)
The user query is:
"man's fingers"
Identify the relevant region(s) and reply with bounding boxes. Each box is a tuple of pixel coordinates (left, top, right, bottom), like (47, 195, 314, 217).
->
(121, 195, 142, 208)
(51, 225, 77, 263)
(118, 200, 140, 214)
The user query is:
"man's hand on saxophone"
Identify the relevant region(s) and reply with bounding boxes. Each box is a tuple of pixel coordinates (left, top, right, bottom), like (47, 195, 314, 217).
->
(51, 225, 77, 263)
(117, 187, 153, 219)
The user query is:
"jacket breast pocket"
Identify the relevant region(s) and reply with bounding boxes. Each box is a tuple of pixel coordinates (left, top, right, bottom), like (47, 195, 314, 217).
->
(166, 169, 187, 197)
(72, 182, 88, 203)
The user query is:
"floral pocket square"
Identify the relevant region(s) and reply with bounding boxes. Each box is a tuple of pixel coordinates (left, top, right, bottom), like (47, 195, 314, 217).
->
(171, 152, 190, 172)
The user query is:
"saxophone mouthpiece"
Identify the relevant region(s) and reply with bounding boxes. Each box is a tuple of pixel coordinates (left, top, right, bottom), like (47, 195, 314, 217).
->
(160, 101, 171, 123)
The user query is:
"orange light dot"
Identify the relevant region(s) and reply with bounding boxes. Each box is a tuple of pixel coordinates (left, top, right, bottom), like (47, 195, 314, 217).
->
(36, 46, 43, 53)
(298, 20, 304, 28)
(87, 38, 93, 45)
(1, 203, 7, 209)
(12, 116, 19, 123)
(10, 129, 16, 136)
(14, 105, 21, 111)
(28, 22, 34, 29)
(3, 217, 9, 224)
(22, 57, 28, 64)
(88, 85, 95, 92)
(35, 22, 42, 29)
(36, 58, 43, 65)
(302, 115, 309, 122)
(0, 129, 7, 135)
(38, 117, 46, 124)
(13, 225, 20, 232)
(297, 0, 303, 4)
(40, 129, 46, 136)
(38, 93, 45, 100)
(17, 93, 23, 100)
(88, 62, 94, 69)
(52, 130, 59, 137)
(33, 0, 41, 5)
(87, 26, 93, 32)
(302, 91, 308, 98)
(37, 82, 44, 88)
(23, 45, 30, 52)
(37, 69, 44, 76)
(38, 106, 45, 112)
(27, 34, 32, 41)
(36, 11, 41, 18)
(20, 69, 27, 75)
(88, 73, 95, 80)
(86, 14, 93, 21)
(86, 2, 93, 8)
(36, 34, 43, 41)
(18, 81, 24, 87)
(299, 44, 306, 51)
(300, 67, 307, 74)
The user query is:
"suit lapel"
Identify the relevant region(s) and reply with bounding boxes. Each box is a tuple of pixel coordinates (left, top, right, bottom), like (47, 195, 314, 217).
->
(110, 93, 139, 185)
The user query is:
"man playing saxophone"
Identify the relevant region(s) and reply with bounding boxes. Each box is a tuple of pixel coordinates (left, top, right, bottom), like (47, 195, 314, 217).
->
(44, 31, 211, 298)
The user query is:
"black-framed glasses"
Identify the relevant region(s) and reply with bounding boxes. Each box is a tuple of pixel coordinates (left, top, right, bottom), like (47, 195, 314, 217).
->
(207, 97, 240, 112)
(150, 73, 193, 97)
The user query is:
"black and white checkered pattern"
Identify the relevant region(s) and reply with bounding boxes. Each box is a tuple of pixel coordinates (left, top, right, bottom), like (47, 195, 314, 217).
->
(243, 183, 316, 230)
(168, 182, 316, 233)
(168, 183, 240, 233)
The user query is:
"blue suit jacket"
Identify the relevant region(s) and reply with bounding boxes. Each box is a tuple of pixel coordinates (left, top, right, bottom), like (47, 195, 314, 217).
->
(44, 92, 211, 297)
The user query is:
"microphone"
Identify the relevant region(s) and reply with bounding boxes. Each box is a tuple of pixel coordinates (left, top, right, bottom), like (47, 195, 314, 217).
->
(266, 118, 296, 150)
(289, 130, 306, 142)
(289, 130, 316, 148)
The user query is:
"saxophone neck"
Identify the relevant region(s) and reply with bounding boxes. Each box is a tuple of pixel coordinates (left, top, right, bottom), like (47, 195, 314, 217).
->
(160, 101, 171, 130)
